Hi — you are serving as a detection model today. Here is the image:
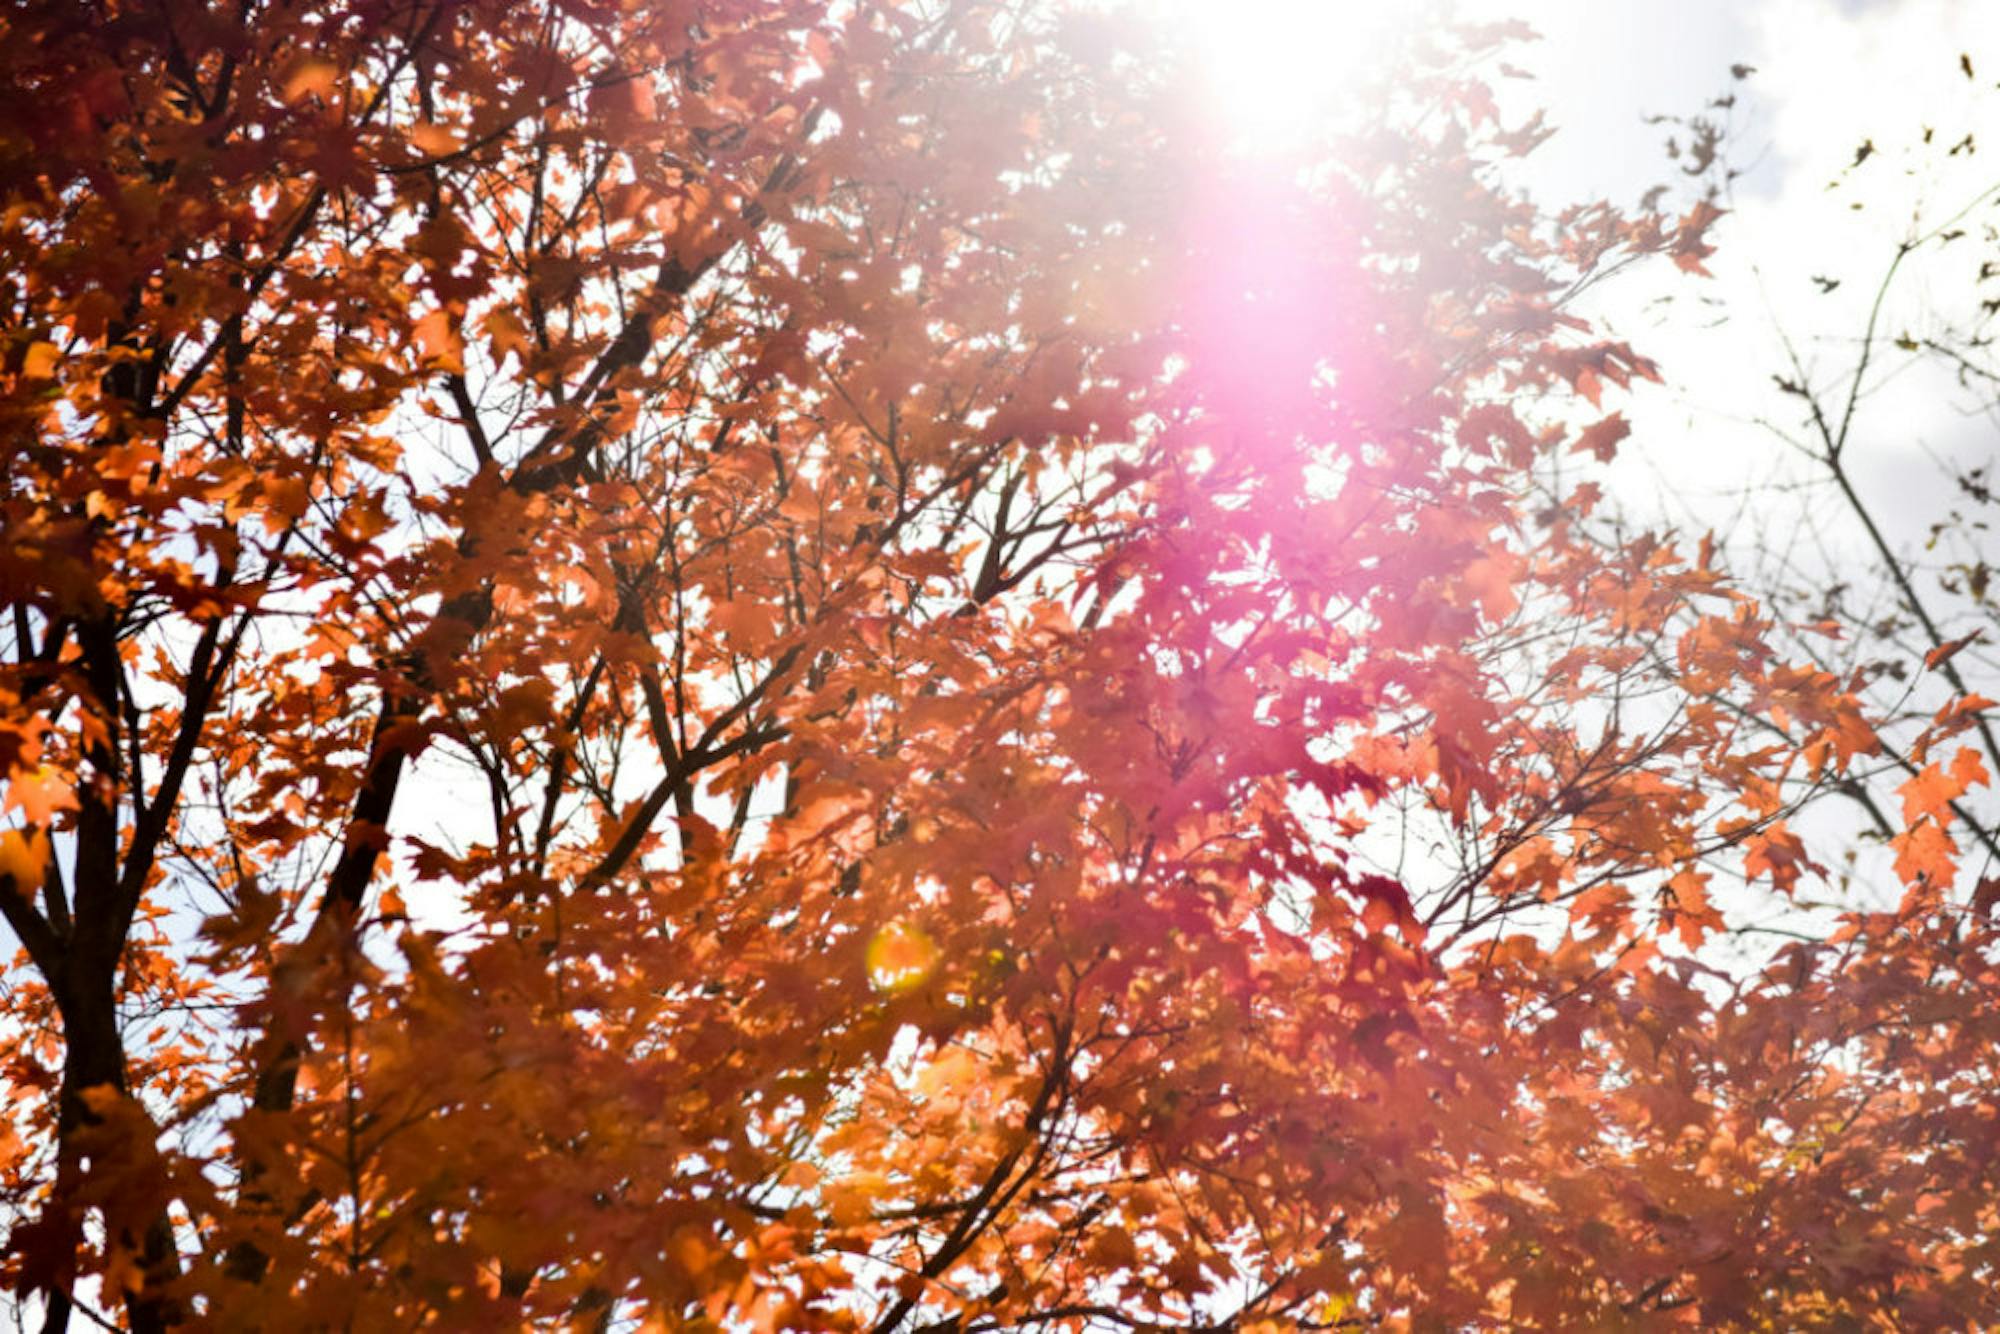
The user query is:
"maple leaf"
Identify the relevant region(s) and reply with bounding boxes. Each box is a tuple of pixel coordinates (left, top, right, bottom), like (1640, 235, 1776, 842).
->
(1892, 818, 1958, 887)
(1742, 821, 1817, 894)
(1899, 747, 1989, 826)
(1573, 411, 1632, 463)
(1671, 199, 1726, 274)
(3, 767, 77, 826)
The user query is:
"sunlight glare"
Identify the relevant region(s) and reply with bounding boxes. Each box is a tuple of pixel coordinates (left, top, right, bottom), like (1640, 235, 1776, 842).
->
(1168, 0, 1398, 151)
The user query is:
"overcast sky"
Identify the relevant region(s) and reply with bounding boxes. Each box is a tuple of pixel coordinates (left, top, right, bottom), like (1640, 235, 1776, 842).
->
(1492, 0, 2000, 911)
(1501, 0, 2000, 551)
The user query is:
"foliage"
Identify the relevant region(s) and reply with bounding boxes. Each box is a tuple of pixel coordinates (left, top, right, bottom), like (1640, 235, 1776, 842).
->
(0, 2, 1992, 1329)
(1632, 55, 2000, 915)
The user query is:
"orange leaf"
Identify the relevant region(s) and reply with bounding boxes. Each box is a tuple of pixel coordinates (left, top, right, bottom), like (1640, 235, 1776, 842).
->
(407, 122, 459, 156)
(1742, 821, 1816, 894)
(0, 828, 50, 896)
(282, 59, 340, 104)
(4, 768, 77, 826)
(483, 306, 531, 365)
(1901, 746, 1992, 827)
(1926, 631, 1981, 671)
(1892, 819, 1958, 887)
(413, 308, 465, 372)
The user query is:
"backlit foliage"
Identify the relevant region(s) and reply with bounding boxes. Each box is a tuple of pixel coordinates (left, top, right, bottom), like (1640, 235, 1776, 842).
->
(1, 2, 1995, 1329)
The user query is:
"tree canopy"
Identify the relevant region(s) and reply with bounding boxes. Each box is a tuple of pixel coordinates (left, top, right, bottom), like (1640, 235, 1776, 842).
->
(2, 2, 1996, 1329)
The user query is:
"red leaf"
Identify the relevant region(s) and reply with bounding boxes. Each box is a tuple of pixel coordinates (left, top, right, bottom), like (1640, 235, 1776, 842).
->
(1573, 411, 1630, 462)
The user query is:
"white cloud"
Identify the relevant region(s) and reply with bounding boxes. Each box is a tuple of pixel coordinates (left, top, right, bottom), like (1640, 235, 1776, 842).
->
(1497, 0, 2000, 547)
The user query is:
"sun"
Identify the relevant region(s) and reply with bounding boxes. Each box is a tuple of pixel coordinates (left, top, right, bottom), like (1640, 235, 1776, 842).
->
(1165, 0, 1405, 151)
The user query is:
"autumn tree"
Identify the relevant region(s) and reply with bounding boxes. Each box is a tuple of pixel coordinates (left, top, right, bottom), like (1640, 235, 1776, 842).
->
(1528, 52, 2000, 1327)
(1607, 57, 2000, 914)
(2, 1, 1991, 1329)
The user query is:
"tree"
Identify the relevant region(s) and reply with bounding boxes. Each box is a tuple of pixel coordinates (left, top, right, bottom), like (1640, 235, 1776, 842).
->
(1615, 57, 2000, 915)
(1512, 52, 2000, 1329)
(1, 1, 1988, 1329)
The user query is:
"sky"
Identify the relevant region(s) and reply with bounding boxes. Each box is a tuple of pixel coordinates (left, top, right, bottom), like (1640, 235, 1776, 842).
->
(1489, 0, 2000, 914)
(1191, 0, 2000, 920)
(1502, 0, 2000, 549)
